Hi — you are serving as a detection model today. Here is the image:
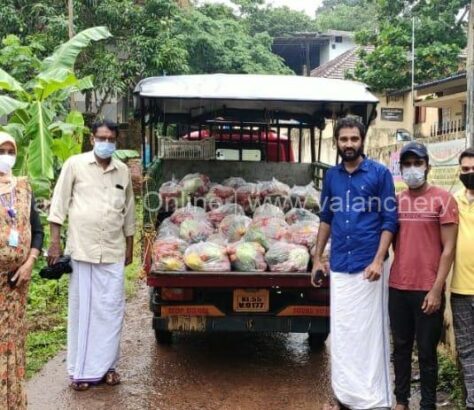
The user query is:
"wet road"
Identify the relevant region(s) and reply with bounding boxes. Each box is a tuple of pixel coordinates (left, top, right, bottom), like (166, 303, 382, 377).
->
(27, 283, 332, 410)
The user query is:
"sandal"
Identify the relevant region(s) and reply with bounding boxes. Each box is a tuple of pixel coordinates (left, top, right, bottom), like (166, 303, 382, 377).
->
(70, 382, 90, 391)
(104, 371, 121, 386)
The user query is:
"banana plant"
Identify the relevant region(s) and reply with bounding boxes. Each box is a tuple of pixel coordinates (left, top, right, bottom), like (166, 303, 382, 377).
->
(0, 26, 112, 196)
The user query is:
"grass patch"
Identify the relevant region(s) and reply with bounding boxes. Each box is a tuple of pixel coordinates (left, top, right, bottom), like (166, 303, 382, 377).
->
(438, 347, 464, 408)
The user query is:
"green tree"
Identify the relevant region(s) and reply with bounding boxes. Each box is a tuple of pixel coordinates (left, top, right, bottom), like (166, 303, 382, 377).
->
(177, 4, 292, 74)
(0, 27, 111, 195)
(352, 0, 469, 91)
(314, 0, 378, 32)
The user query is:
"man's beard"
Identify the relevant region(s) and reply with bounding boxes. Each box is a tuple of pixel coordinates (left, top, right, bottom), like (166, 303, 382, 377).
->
(338, 145, 364, 162)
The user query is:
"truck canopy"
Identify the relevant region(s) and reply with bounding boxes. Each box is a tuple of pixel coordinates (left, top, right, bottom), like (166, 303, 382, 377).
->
(134, 74, 378, 125)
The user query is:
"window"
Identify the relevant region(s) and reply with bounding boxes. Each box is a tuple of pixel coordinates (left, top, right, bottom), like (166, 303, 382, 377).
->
(415, 106, 426, 124)
(335, 36, 343, 43)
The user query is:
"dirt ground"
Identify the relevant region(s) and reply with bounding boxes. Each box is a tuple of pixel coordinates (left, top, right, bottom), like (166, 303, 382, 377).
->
(27, 283, 333, 410)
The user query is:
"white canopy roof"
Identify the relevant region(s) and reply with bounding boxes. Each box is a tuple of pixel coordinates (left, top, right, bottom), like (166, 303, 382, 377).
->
(134, 74, 378, 119)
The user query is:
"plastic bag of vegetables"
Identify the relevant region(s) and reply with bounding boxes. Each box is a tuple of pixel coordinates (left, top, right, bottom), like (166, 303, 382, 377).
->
(235, 183, 260, 212)
(208, 203, 244, 227)
(179, 219, 214, 243)
(227, 242, 267, 272)
(180, 173, 210, 196)
(170, 205, 207, 225)
(290, 183, 320, 210)
(265, 242, 310, 272)
(219, 215, 252, 242)
(204, 184, 235, 210)
(159, 178, 185, 211)
(253, 204, 284, 220)
(184, 242, 231, 272)
(157, 217, 180, 238)
(222, 177, 247, 189)
(285, 208, 319, 225)
(250, 217, 289, 242)
(152, 236, 187, 271)
(258, 178, 290, 199)
(288, 221, 319, 249)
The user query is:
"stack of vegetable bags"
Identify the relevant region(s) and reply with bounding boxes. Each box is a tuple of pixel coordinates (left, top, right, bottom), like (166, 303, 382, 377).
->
(153, 173, 322, 273)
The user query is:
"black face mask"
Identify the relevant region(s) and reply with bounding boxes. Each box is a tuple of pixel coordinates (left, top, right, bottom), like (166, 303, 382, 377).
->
(460, 172, 474, 190)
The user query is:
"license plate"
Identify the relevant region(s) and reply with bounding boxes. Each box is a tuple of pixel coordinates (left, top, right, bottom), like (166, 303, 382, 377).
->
(233, 289, 269, 312)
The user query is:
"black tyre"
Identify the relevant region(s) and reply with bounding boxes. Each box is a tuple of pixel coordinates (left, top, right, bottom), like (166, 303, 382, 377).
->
(308, 332, 329, 350)
(154, 329, 173, 345)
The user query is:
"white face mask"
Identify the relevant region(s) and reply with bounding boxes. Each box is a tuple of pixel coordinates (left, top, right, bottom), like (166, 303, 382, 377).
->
(0, 154, 16, 174)
(402, 166, 426, 189)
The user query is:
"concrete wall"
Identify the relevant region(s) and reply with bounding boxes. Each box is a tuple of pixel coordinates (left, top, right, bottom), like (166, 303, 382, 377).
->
(319, 35, 356, 65)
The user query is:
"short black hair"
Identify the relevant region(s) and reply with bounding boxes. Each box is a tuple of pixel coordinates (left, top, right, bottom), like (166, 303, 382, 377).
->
(459, 147, 474, 164)
(334, 117, 366, 140)
(92, 120, 119, 137)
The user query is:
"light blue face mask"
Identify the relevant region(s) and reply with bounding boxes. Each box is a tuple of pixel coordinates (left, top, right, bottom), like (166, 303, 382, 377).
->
(402, 166, 426, 189)
(94, 140, 116, 159)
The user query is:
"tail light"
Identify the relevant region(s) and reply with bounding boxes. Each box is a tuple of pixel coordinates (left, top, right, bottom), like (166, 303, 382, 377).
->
(161, 288, 193, 301)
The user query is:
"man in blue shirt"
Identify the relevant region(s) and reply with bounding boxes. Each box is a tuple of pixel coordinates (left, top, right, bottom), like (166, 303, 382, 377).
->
(313, 117, 397, 410)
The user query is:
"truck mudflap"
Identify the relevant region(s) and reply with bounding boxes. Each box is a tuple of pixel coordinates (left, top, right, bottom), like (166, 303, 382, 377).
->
(153, 315, 329, 333)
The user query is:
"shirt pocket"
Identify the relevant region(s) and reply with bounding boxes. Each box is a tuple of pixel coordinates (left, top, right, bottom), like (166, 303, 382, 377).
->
(110, 187, 126, 211)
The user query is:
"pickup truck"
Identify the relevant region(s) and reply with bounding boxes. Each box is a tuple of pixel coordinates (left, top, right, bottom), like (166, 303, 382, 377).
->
(134, 74, 379, 349)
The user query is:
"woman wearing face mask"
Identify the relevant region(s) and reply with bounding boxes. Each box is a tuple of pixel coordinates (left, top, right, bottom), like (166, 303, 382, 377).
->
(389, 142, 459, 410)
(0, 131, 44, 409)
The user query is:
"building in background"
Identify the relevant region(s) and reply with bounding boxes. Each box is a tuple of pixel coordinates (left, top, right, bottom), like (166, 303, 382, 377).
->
(272, 30, 356, 76)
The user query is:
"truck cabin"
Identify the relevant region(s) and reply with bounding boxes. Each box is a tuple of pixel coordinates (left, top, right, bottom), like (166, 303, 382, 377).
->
(134, 74, 378, 179)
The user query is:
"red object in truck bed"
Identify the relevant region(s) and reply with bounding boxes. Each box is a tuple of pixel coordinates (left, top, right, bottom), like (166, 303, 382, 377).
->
(147, 271, 328, 288)
(183, 130, 295, 162)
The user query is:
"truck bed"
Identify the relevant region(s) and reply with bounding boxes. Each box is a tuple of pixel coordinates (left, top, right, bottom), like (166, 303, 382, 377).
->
(147, 271, 327, 288)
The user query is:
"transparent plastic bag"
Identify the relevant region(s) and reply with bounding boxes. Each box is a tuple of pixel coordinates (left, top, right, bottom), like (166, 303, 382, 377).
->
(290, 182, 320, 210)
(258, 178, 290, 199)
(184, 242, 231, 272)
(180, 173, 210, 196)
(222, 177, 247, 189)
(152, 236, 187, 271)
(208, 203, 244, 227)
(265, 242, 310, 272)
(179, 219, 214, 243)
(227, 241, 267, 272)
(170, 205, 207, 225)
(219, 215, 252, 242)
(159, 178, 185, 211)
(285, 208, 319, 225)
(253, 203, 284, 220)
(288, 221, 319, 249)
(235, 183, 260, 213)
(157, 217, 180, 238)
(249, 217, 289, 242)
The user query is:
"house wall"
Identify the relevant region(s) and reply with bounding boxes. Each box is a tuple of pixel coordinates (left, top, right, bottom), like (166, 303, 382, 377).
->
(319, 35, 356, 65)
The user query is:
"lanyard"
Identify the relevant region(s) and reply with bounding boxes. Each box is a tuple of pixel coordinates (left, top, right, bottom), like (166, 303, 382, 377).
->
(0, 189, 16, 220)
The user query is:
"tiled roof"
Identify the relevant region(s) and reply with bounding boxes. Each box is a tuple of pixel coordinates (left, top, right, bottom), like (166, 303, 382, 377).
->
(310, 46, 374, 80)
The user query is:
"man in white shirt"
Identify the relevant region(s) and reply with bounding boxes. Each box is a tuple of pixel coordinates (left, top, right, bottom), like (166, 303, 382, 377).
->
(48, 120, 135, 390)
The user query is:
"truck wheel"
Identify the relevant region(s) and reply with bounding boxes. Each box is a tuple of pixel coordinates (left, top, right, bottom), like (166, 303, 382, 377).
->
(154, 329, 173, 345)
(308, 332, 328, 350)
